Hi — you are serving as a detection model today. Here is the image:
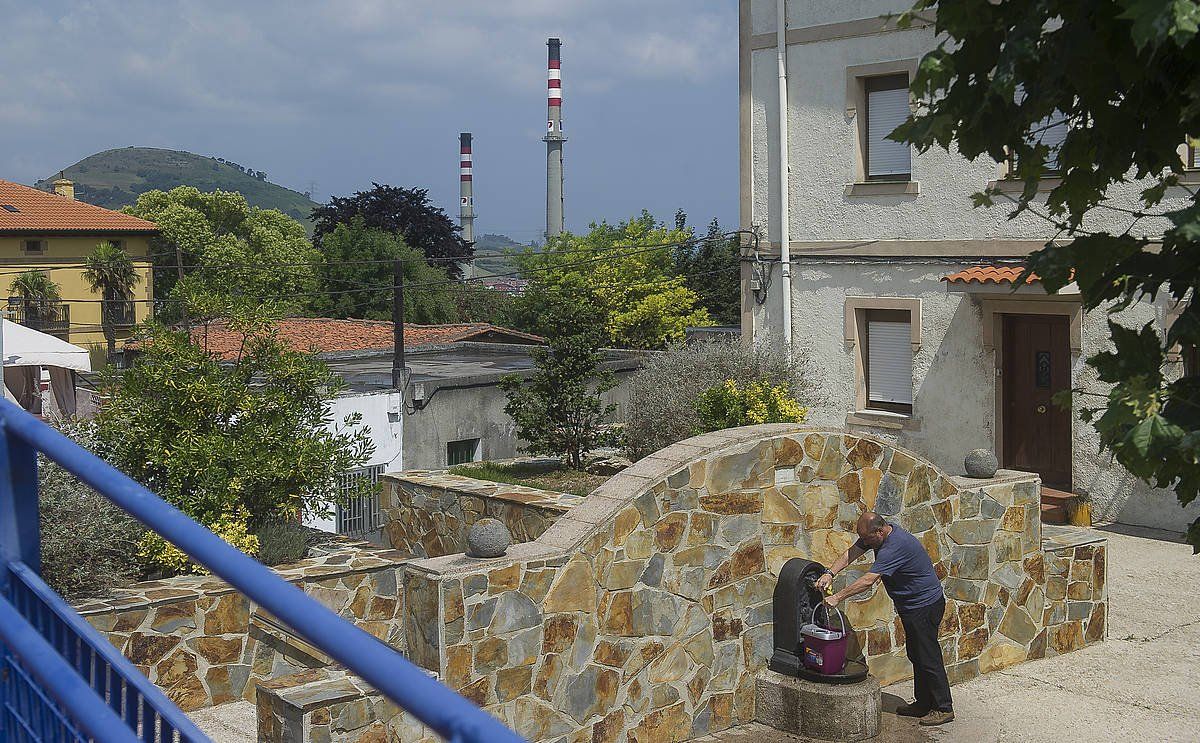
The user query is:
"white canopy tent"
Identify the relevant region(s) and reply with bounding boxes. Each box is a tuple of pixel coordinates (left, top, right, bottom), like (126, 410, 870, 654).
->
(1, 319, 92, 417)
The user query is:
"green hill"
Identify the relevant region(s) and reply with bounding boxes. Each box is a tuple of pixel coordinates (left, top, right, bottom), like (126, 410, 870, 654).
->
(471, 233, 531, 276)
(36, 147, 320, 227)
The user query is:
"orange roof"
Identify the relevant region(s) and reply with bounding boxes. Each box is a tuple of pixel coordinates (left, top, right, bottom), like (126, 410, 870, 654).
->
(0, 179, 158, 234)
(942, 265, 1039, 285)
(182, 318, 543, 361)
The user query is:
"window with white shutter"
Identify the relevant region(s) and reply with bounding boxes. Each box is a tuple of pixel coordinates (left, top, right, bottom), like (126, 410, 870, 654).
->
(865, 310, 913, 413)
(865, 74, 911, 180)
(1188, 143, 1199, 170)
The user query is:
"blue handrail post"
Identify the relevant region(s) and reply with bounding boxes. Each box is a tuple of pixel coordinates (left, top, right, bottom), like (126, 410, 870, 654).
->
(0, 418, 41, 587)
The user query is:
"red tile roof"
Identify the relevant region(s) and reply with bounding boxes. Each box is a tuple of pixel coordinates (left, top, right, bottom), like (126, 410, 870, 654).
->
(183, 318, 543, 361)
(942, 265, 1039, 285)
(0, 179, 158, 234)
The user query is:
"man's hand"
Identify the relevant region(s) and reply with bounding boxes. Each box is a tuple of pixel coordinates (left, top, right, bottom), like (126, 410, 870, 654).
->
(814, 572, 833, 591)
(823, 594, 838, 608)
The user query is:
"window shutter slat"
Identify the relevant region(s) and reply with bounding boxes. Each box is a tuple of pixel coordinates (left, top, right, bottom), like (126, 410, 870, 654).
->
(868, 319, 913, 405)
(867, 87, 911, 177)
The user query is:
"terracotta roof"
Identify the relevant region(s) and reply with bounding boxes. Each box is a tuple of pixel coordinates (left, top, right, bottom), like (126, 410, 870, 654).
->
(0, 179, 158, 234)
(942, 265, 1039, 285)
(174, 318, 543, 361)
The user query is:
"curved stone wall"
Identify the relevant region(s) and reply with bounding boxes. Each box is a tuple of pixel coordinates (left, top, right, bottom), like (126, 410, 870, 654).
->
(399, 425, 1106, 741)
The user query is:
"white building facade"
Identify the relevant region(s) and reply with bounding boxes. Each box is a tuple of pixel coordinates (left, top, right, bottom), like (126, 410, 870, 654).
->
(739, 0, 1198, 531)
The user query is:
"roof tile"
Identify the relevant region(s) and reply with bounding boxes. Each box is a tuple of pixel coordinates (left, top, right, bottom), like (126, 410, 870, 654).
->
(0, 180, 158, 234)
(180, 318, 544, 361)
(942, 265, 1039, 285)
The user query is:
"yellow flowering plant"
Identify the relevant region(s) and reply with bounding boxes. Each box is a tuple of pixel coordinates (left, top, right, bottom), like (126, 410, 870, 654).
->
(695, 379, 807, 432)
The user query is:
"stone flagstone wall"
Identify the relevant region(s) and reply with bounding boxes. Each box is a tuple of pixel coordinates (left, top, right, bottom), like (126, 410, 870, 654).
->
(395, 425, 1108, 742)
(75, 541, 411, 712)
(382, 472, 579, 558)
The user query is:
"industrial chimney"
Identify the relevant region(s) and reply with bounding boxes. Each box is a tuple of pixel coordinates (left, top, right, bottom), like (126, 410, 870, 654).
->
(543, 37, 566, 239)
(459, 132, 475, 277)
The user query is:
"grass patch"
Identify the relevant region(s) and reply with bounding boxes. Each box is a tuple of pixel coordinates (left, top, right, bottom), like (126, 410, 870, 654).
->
(449, 461, 608, 497)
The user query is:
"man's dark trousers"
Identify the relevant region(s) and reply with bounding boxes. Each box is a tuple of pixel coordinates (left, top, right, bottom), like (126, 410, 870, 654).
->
(898, 598, 953, 712)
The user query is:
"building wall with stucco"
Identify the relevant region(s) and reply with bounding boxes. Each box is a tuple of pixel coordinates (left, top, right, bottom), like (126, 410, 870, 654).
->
(0, 234, 154, 348)
(738, 0, 1196, 533)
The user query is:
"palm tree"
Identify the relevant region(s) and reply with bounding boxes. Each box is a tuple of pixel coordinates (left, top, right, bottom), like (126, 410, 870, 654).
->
(83, 241, 141, 359)
(9, 270, 62, 330)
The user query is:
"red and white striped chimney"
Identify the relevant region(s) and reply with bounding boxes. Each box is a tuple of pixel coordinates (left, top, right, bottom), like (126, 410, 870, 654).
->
(543, 37, 566, 238)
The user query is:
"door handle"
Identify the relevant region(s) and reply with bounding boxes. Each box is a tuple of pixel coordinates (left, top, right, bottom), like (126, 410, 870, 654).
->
(1036, 405, 1047, 414)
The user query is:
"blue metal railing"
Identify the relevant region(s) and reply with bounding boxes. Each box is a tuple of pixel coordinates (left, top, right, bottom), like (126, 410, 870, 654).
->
(0, 399, 525, 743)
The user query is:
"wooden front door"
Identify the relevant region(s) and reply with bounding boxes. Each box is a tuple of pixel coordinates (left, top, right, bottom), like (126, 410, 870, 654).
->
(1002, 314, 1072, 490)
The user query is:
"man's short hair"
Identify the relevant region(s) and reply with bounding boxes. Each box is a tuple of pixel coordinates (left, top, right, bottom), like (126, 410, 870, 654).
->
(861, 512, 887, 532)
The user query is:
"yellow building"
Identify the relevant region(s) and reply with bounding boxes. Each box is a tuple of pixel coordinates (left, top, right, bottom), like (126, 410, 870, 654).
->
(0, 178, 156, 353)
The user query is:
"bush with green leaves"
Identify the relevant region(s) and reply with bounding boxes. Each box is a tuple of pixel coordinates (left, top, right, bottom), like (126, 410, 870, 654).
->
(623, 338, 807, 460)
(696, 379, 807, 432)
(254, 517, 313, 567)
(500, 328, 618, 470)
(38, 425, 144, 599)
(93, 315, 373, 573)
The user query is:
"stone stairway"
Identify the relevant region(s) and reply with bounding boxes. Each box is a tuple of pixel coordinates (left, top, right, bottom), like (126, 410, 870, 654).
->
(1041, 487, 1074, 525)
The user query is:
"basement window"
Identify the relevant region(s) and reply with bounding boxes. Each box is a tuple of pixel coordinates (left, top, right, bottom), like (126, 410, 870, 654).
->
(21, 240, 46, 255)
(447, 438, 481, 467)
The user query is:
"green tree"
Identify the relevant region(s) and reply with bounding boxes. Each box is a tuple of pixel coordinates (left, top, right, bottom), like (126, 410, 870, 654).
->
(83, 241, 142, 359)
(513, 211, 712, 349)
(125, 187, 319, 320)
(311, 183, 473, 279)
(8, 270, 62, 329)
(893, 0, 1200, 548)
(311, 218, 459, 323)
(499, 328, 617, 470)
(93, 312, 373, 570)
(672, 214, 742, 326)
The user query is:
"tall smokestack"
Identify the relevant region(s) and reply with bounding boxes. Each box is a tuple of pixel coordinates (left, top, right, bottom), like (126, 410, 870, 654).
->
(543, 37, 566, 239)
(459, 132, 475, 278)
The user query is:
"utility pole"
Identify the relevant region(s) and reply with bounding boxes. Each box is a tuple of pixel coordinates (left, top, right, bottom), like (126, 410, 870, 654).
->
(175, 244, 190, 335)
(392, 259, 405, 391)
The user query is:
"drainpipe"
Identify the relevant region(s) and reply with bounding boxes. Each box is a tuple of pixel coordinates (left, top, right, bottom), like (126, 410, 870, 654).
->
(776, 0, 792, 356)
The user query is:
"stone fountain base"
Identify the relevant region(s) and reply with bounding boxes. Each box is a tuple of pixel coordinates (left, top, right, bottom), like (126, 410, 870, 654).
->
(755, 669, 882, 741)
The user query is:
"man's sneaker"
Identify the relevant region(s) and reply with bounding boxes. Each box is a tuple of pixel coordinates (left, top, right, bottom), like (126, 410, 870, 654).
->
(919, 711, 955, 726)
(896, 703, 930, 717)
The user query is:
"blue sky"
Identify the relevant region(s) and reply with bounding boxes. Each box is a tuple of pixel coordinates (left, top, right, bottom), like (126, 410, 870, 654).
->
(0, 1, 738, 241)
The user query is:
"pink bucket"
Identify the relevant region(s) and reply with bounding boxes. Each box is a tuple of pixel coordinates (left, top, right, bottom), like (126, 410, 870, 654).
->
(801, 606, 849, 675)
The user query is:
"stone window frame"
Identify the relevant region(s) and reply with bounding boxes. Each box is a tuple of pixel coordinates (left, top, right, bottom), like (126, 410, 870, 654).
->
(844, 59, 921, 197)
(843, 296, 922, 429)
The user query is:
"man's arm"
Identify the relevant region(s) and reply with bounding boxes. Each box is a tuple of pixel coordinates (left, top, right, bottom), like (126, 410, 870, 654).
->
(814, 542, 867, 589)
(826, 572, 881, 606)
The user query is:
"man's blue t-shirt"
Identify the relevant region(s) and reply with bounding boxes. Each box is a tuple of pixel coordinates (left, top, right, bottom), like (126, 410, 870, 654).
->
(854, 524, 943, 612)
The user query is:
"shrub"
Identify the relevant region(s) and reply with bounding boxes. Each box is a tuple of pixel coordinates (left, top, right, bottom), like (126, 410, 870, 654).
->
(39, 455, 144, 599)
(500, 331, 618, 469)
(696, 379, 807, 431)
(623, 337, 807, 460)
(137, 506, 260, 575)
(254, 518, 312, 566)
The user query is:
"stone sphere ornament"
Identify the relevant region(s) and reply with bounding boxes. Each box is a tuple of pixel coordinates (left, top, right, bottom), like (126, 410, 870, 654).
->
(964, 448, 999, 479)
(467, 518, 512, 558)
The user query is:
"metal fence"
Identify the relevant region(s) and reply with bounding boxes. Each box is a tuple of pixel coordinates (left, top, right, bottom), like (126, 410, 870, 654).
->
(0, 399, 524, 743)
(334, 465, 385, 538)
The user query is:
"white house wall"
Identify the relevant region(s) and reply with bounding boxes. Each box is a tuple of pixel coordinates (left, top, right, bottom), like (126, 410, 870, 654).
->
(788, 260, 1197, 532)
(746, 0, 1184, 244)
(305, 390, 402, 532)
(743, 0, 1197, 533)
